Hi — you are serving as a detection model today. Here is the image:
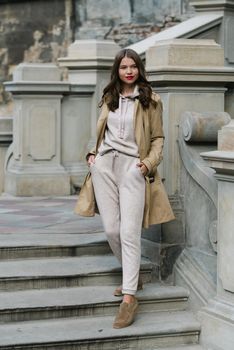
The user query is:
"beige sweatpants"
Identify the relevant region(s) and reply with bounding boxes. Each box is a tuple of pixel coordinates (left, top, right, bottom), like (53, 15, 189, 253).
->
(90, 150, 145, 295)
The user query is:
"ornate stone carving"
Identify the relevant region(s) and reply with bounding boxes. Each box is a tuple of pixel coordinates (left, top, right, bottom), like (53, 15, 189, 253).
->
(179, 111, 231, 252)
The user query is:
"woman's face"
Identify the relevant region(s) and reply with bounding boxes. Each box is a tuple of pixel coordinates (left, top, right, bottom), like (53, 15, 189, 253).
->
(118, 56, 139, 87)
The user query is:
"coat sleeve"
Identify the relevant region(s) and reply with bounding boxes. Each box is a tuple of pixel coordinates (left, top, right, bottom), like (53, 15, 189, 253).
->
(142, 97, 165, 174)
(85, 102, 109, 161)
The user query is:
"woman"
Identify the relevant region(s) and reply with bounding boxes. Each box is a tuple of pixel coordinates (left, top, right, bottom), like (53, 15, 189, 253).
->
(75, 49, 175, 329)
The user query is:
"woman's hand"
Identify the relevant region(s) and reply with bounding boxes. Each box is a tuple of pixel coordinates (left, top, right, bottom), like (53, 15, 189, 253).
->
(87, 154, 95, 166)
(136, 162, 148, 176)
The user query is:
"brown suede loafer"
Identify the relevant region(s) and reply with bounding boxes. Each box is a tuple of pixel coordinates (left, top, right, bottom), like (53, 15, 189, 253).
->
(113, 297, 138, 329)
(113, 278, 143, 297)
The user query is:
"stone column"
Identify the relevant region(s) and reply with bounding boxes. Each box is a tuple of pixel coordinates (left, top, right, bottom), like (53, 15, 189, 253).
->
(146, 39, 234, 197)
(4, 63, 71, 196)
(58, 40, 120, 187)
(190, 0, 234, 67)
(199, 121, 234, 349)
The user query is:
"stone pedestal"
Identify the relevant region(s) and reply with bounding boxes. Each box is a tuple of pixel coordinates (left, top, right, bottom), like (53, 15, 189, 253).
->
(200, 121, 234, 349)
(58, 40, 120, 187)
(145, 38, 234, 282)
(146, 38, 234, 197)
(4, 63, 70, 196)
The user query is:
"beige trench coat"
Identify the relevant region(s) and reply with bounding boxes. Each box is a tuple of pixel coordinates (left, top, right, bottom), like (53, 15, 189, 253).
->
(75, 93, 175, 228)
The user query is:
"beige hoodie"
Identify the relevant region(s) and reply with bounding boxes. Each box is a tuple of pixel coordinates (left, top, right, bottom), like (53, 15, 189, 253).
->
(98, 87, 139, 157)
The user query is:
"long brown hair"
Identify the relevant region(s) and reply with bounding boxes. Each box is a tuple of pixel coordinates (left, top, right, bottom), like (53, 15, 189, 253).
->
(99, 49, 156, 111)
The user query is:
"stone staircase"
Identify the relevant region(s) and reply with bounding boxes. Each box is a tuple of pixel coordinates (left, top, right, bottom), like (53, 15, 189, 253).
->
(0, 230, 202, 349)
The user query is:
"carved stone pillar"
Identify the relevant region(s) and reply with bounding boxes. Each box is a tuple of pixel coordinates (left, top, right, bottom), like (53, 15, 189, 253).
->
(144, 38, 234, 281)
(200, 120, 234, 349)
(58, 40, 120, 187)
(146, 38, 234, 197)
(4, 63, 70, 196)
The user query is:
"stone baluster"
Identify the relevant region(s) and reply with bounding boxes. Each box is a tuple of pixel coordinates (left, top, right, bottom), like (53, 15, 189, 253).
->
(4, 63, 70, 196)
(58, 40, 120, 188)
(199, 121, 234, 349)
(0, 117, 12, 194)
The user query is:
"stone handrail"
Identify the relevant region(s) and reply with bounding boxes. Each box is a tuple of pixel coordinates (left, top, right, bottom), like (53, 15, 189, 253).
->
(179, 111, 231, 203)
(178, 111, 231, 251)
(129, 13, 223, 57)
(199, 118, 234, 350)
(181, 111, 231, 143)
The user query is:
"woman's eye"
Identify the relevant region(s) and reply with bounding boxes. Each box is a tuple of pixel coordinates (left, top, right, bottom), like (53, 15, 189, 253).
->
(120, 66, 137, 69)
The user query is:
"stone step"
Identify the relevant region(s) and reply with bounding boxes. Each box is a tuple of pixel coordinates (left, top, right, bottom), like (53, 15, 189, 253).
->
(0, 255, 153, 291)
(0, 232, 111, 259)
(0, 311, 200, 349)
(0, 284, 189, 323)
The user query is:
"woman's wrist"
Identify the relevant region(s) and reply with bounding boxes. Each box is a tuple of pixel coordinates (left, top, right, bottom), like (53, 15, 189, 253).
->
(87, 154, 95, 165)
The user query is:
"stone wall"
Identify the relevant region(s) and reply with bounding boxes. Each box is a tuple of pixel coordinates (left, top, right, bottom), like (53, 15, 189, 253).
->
(0, 0, 194, 115)
(75, 0, 194, 46)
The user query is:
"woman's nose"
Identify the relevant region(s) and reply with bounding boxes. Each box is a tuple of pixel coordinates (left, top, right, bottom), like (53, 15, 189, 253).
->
(126, 67, 132, 74)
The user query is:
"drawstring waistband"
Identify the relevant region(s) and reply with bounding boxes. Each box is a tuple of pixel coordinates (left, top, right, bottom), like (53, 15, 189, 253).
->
(112, 150, 119, 157)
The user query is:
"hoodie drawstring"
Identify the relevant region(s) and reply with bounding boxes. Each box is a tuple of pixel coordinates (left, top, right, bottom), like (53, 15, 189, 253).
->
(118, 96, 129, 139)
(118, 86, 139, 139)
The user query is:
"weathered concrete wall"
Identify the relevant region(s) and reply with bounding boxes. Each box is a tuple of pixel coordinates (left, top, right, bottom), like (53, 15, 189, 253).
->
(0, 0, 72, 76)
(0, 0, 73, 115)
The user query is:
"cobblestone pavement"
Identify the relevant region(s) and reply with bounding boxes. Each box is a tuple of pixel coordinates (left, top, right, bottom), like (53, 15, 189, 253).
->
(0, 195, 103, 234)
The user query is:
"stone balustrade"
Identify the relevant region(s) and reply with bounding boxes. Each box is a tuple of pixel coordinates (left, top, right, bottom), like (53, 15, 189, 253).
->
(199, 120, 234, 350)
(4, 63, 71, 196)
(144, 38, 234, 300)
(146, 38, 234, 197)
(3, 41, 120, 195)
(58, 40, 120, 188)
